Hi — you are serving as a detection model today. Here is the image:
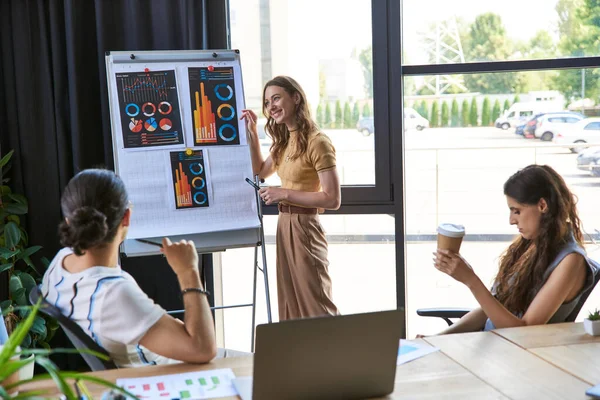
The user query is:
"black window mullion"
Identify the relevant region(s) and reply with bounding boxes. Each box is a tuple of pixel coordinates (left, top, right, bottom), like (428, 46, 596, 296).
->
(403, 56, 600, 76)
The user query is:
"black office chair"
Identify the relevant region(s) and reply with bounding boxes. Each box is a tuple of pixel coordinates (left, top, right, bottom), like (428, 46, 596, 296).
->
(29, 286, 117, 371)
(418, 265, 600, 326)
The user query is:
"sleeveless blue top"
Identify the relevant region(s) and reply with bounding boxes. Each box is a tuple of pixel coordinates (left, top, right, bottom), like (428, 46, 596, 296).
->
(484, 235, 599, 331)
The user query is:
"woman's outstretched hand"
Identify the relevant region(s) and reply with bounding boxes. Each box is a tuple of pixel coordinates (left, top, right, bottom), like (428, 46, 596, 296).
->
(240, 109, 259, 146)
(433, 249, 476, 286)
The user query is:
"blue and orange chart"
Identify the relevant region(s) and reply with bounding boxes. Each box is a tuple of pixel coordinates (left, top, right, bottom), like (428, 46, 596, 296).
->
(188, 67, 240, 146)
(170, 150, 210, 210)
(116, 70, 184, 149)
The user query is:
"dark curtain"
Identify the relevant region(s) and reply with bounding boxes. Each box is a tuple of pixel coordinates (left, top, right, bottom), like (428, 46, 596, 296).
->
(0, 0, 227, 260)
(0, 0, 228, 369)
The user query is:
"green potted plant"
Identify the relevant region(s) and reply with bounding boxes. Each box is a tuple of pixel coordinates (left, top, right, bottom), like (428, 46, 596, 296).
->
(1, 150, 58, 356)
(1, 299, 136, 399)
(584, 308, 600, 336)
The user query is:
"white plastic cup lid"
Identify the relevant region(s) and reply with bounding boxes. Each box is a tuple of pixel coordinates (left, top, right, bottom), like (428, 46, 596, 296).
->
(437, 223, 465, 238)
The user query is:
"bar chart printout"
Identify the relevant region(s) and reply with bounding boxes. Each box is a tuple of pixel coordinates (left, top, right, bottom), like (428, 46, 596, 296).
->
(170, 150, 210, 210)
(116, 368, 238, 399)
(116, 70, 184, 149)
(188, 67, 240, 146)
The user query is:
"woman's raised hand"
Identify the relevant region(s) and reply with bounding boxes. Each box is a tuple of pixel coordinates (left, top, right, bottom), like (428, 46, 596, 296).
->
(161, 238, 199, 277)
(241, 109, 259, 146)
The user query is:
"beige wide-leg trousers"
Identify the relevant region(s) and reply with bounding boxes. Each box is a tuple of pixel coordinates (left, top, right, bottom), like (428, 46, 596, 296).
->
(276, 210, 339, 321)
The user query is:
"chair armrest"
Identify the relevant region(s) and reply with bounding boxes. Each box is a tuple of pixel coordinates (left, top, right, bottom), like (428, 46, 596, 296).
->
(416, 308, 472, 326)
(167, 309, 185, 319)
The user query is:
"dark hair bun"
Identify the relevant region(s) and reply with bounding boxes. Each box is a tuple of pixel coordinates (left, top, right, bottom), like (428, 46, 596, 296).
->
(59, 206, 109, 255)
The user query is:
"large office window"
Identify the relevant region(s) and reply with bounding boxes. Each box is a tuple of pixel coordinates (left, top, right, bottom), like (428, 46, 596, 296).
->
(221, 0, 400, 351)
(402, 1, 600, 337)
(228, 0, 392, 204)
(223, 0, 600, 344)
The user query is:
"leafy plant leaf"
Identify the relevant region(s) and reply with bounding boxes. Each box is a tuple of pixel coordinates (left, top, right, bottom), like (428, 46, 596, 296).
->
(0, 185, 11, 196)
(9, 274, 27, 306)
(21, 255, 35, 270)
(0, 247, 19, 259)
(6, 214, 20, 224)
(21, 347, 110, 360)
(19, 271, 37, 297)
(0, 262, 14, 274)
(61, 373, 139, 399)
(34, 356, 76, 399)
(4, 221, 21, 248)
(7, 193, 27, 205)
(0, 150, 14, 169)
(1, 163, 12, 181)
(40, 256, 50, 269)
(0, 299, 41, 365)
(5, 203, 28, 215)
(19, 245, 41, 259)
(0, 299, 11, 310)
(30, 315, 47, 338)
(0, 355, 35, 381)
(11, 390, 48, 399)
(21, 332, 32, 348)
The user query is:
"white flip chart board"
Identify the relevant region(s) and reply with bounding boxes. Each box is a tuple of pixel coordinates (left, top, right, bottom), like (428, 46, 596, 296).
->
(105, 50, 260, 256)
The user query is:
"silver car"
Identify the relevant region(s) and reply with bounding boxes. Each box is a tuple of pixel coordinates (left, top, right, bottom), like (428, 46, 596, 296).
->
(534, 113, 584, 141)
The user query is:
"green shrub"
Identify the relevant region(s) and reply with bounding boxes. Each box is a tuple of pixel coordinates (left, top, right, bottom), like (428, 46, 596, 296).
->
(430, 101, 440, 127)
(469, 98, 479, 127)
(450, 99, 459, 127)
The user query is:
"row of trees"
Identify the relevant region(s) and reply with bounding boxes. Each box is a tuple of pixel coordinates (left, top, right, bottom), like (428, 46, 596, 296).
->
(315, 101, 372, 129)
(410, 95, 520, 128)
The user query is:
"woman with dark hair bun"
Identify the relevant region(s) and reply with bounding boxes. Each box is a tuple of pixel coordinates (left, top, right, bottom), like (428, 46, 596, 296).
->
(42, 169, 218, 367)
(430, 164, 599, 334)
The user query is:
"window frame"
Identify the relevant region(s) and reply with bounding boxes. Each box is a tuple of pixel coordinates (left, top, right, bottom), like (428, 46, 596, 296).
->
(225, 0, 394, 213)
(398, 0, 600, 328)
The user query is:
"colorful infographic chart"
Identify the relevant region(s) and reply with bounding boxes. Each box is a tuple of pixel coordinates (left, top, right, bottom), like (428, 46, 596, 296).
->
(116, 368, 237, 399)
(188, 67, 240, 146)
(170, 150, 210, 210)
(116, 70, 184, 149)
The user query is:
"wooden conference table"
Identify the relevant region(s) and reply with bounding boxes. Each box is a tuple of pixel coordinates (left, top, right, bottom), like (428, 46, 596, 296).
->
(20, 322, 600, 399)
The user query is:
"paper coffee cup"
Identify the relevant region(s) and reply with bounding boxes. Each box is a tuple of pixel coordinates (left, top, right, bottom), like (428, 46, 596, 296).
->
(437, 223, 465, 253)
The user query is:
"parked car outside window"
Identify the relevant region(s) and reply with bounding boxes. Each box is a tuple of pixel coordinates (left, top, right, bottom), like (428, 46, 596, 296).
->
(356, 116, 374, 136)
(553, 117, 600, 153)
(403, 108, 429, 131)
(576, 147, 600, 176)
(531, 112, 584, 141)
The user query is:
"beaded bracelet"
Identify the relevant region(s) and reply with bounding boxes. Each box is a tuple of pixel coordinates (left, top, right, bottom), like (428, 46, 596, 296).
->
(181, 287, 211, 297)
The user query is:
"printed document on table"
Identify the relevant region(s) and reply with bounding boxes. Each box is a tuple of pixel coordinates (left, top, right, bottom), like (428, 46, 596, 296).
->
(397, 339, 440, 365)
(116, 368, 237, 399)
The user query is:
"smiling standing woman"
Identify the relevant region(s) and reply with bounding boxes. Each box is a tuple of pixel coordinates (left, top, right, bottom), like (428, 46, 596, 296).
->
(241, 76, 341, 321)
(429, 165, 599, 334)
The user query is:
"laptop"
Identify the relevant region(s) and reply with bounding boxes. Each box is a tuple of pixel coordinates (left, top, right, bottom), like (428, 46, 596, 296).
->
(233, 309, 404, 400)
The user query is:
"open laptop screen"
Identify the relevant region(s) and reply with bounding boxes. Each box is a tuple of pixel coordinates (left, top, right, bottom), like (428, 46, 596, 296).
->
(252, 309, 404, 400)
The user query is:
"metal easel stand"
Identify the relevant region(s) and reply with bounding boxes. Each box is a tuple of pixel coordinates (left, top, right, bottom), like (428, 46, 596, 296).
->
(250, 174, 273, 352)
(167, 175, 272, 352)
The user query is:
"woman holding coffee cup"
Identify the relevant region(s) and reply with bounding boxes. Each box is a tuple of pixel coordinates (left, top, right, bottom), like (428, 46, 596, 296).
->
(431, 165, 598, 334)
(240, 76, 341, 321)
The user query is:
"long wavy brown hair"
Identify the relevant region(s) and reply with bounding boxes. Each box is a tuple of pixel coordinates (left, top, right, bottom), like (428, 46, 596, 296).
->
(262, 76, 317, 166)
(494, 165, 583, 315)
